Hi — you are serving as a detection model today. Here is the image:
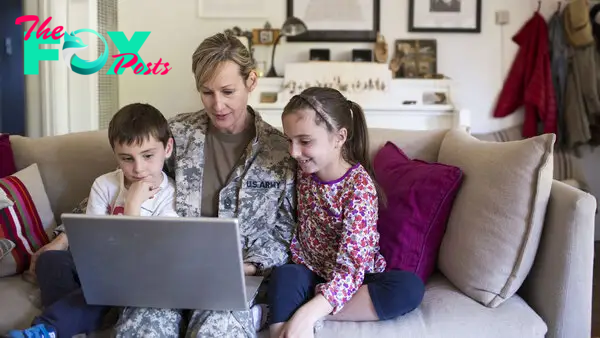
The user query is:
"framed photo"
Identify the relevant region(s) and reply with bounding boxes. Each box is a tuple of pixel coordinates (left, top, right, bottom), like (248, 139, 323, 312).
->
(286, 0, 380, 42)
(309, 49, 330, 61)
(389, 39, 437, 79)
(409, 0, 482, 33)
(252, 29, 281, 45)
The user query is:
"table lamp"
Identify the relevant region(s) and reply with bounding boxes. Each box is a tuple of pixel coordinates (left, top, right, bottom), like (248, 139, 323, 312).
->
(266, 16, 307, 77)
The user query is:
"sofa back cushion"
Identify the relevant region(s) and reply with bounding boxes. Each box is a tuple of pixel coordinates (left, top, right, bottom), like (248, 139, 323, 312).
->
(367, 128, 450, 163)
(9, 130, 116, 222)
(374, 141, 463, 283)
(8, 126, 451, 223)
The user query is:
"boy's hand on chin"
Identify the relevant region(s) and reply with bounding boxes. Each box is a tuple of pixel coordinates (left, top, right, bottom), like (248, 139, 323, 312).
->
(125, 180, 160, 215)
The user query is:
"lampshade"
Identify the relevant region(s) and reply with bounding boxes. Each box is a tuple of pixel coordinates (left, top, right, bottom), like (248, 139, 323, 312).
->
(281, 16, 307, 37)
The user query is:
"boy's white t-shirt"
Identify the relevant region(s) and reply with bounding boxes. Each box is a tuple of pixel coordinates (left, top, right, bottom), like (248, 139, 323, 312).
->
(85, 169, 178, 217)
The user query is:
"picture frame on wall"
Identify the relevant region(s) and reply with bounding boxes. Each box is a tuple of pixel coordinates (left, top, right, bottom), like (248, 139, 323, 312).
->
(286, 0, 380, 42)
(389, 39, 437, 79)
(408, 0, 482, 33)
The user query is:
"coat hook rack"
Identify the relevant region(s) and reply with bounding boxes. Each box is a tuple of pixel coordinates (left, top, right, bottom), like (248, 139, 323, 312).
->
(557, 1, 562, 11)
(537, 0, 542, 11)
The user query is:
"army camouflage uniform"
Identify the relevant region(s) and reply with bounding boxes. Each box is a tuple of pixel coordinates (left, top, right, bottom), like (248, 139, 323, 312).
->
(114, 108, 297, 338)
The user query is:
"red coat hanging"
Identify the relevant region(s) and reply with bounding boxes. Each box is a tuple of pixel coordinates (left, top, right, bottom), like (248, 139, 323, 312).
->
(493, 12, 557, 138)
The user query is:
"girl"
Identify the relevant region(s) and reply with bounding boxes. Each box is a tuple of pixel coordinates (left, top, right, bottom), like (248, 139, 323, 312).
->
(268, 87, 425, 338)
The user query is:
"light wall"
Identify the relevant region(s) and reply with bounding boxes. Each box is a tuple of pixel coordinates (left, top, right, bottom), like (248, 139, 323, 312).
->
(117, 0, 541, 133)
(117, 0, 600, 239)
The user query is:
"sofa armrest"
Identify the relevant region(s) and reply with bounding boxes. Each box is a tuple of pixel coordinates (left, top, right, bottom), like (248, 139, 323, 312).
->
(519, 180, 596, 338)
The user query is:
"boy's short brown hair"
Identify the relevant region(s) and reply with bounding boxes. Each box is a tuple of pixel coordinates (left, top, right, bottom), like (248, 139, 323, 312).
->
(108, 103, 171, 149)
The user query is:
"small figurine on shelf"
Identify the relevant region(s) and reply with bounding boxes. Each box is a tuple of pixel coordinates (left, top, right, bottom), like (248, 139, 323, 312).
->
(374, 32, 388, 64)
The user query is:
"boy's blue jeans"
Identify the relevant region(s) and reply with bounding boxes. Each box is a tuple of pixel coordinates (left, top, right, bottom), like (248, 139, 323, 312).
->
(32, 250, 109, 337)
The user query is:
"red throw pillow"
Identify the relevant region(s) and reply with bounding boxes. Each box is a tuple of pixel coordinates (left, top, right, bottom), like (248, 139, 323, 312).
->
(374, 142, 463, 283)
(0, 169, 52, 275)
(0, 134, 17, 178)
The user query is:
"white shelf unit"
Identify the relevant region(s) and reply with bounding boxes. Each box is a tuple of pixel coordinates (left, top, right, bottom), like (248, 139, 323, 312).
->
(249, 77, 470, 131)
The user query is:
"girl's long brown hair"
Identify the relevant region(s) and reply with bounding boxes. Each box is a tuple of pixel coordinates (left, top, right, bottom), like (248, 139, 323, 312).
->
(283, 87, 386, 205)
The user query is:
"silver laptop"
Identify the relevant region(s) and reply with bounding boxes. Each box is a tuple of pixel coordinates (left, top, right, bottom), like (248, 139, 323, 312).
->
(61, 213, 263, 311)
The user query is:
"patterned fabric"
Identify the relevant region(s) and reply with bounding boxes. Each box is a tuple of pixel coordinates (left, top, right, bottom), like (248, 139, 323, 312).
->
(186, 309, 254, 338)
(0, 238, 15, 260)
(114, 307, 184, 338)
(115, 108, 297, 338)
(52, 197, 89, 238)
(0, 175, 51, 275)
(473, 125, 589, 192)
(166, 108, 296, 271)
(292, 164, 385, 314)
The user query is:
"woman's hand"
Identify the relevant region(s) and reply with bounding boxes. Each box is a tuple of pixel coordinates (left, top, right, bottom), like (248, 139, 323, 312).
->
(243, 263, 257, 276)
(29, 233, 69, 276)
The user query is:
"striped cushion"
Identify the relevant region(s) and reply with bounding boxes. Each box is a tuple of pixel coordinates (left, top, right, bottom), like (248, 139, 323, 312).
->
(0, 164, 56, 277)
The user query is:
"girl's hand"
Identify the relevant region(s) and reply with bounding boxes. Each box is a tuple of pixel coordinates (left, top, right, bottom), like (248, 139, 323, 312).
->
(278, 308, 319, 338)
(279, 294, 333, 338)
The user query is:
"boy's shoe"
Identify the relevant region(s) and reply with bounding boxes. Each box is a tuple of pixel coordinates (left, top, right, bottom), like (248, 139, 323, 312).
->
(7, 324, 56, 338)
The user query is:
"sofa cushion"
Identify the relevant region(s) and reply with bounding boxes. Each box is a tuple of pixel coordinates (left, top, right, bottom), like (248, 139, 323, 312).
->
(312, 274, 547, 338)
(9, 130, 116, 222)
(368, 128, 452, 163)
(0, 134, 17, 178)
(373, 141, 463, 283)
(437, 129, 554, 308)
(0, 164, 56, 276)
(0, 275, 40, 334)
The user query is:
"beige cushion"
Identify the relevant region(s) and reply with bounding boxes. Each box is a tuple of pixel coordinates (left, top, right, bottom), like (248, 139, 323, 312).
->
(10, 130, 116, 222)
(437, 129, 554, 308)
(279, 275, 546, 338)
(0, 276, 40, 333)
(367, 128, 451, 163)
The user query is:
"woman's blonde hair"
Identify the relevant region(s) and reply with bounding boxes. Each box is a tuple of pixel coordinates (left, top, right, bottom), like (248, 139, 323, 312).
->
(191, 32, 255, 91)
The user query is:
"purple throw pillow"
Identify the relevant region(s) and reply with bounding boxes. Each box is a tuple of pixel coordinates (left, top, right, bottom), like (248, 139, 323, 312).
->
(374, 141, 463, 283)
(0, 134, 17, 178)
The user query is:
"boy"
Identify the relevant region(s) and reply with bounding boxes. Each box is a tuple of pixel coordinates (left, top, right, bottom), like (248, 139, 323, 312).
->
(9, 103, 177, 338)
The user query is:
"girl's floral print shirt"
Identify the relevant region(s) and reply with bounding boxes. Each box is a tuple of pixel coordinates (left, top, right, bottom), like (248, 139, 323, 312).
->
(291, 163, 387, 314)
